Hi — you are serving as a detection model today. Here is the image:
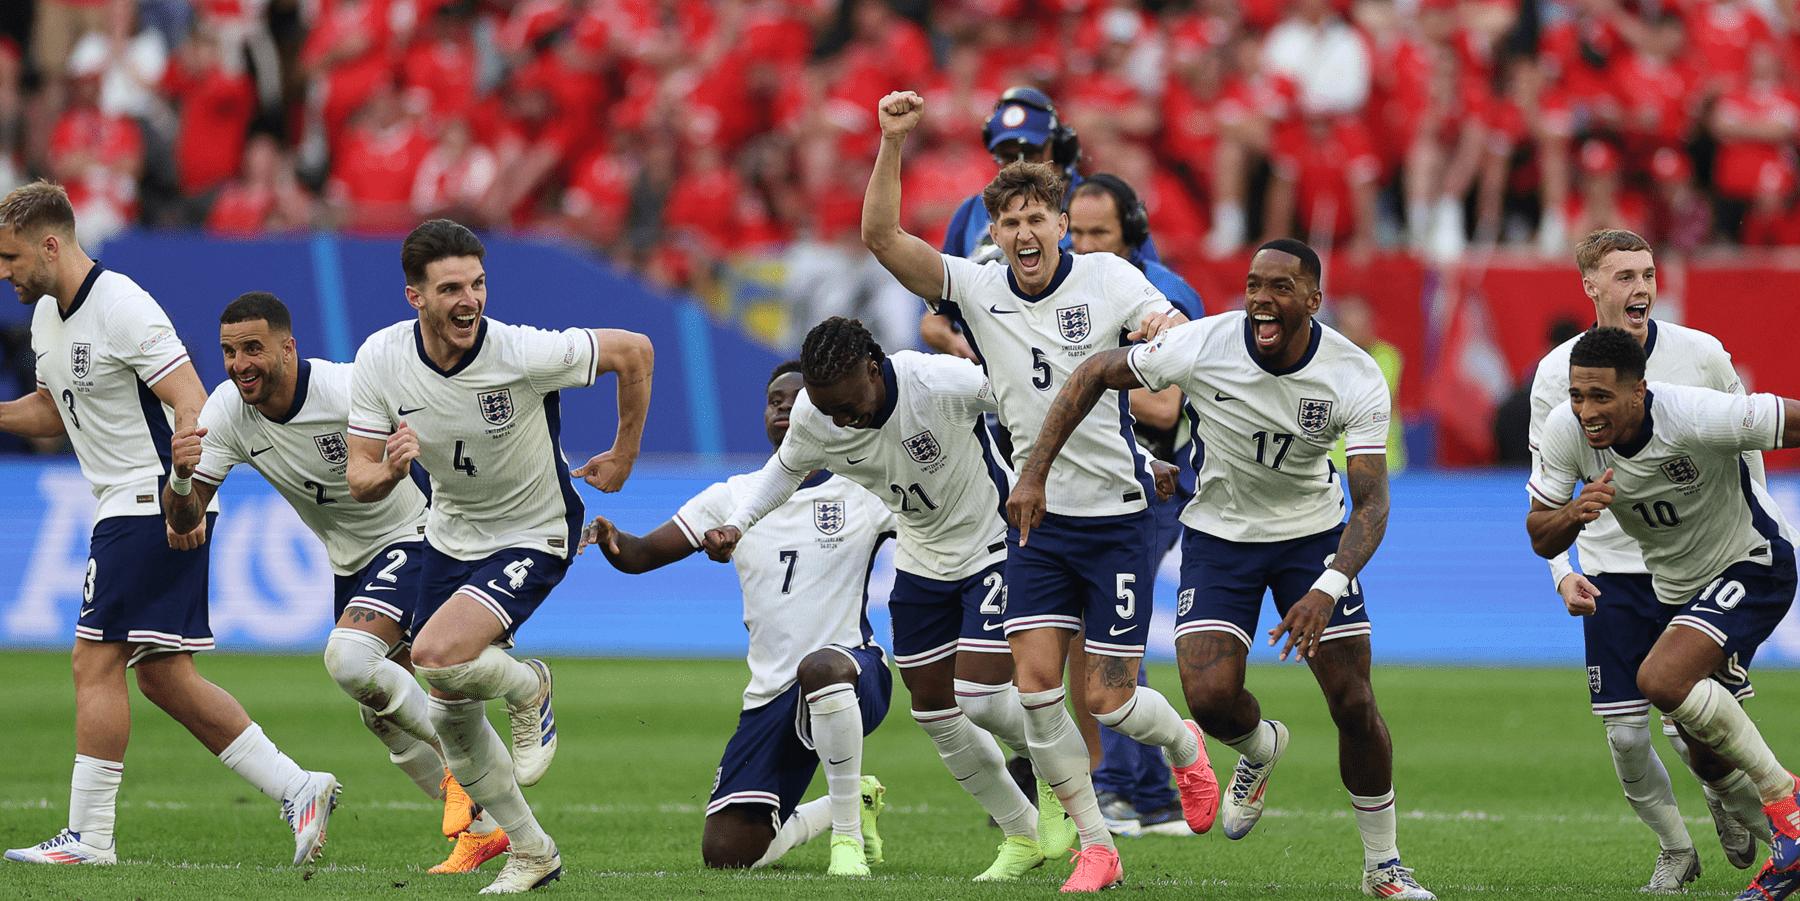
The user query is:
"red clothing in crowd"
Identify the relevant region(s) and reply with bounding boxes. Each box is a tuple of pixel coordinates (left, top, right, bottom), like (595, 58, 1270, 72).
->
(1274, 119, 1380, 240)
(299, 0, 394, 153)
(49, 107, 143, 219)
(331, 120, 432, 225)
(1681, 0, 1775, 90)
(1611, 51, 1697, 159)
(663, 162, 745, 253)
(1712, 83, 1800, 199)
(164, 62, 256, 195)
(399, 31, 479, 120)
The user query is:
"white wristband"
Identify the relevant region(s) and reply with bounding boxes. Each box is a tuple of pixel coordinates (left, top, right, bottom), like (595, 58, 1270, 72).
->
(169, 474, 192, 496)
(1311, 568, 1351, 601)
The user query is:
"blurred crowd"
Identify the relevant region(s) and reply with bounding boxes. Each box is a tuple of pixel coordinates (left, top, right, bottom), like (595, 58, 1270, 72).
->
(1, 0, 1799, 293)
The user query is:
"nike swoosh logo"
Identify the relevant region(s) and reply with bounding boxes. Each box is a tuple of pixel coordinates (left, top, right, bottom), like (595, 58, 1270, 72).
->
(249, 446, 274, 457)
(1108, 624, 1137, 636)
(486, 579, 515, 598)
(80, 607, 95, 617)
(827, 757, 854, 766)
(987, 305, 1021, 315)
(847, 456, 868, 465)
(1213, 391, 1238, 402)
(36, 352, 48, 362)
(1342, 603, 1365, 616)
(981, 620, 1003, 632)
(398, 406, 426, 416)
(363, 585, 396, 593)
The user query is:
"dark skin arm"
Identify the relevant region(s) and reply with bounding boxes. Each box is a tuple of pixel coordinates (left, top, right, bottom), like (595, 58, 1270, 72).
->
(578, 514, 696, 574)
(1006, 348, 1140, 545)
(1526, 468, 1615, 559)
(1268, 453, 1389, 661)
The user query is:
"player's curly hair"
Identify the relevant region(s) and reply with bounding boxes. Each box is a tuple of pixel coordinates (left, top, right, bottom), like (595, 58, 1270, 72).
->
(981, 161, 1064, 220)
(768, 359, 802, 386)
(1569, 326, 1646, 382)
(800, 317, 883, 386)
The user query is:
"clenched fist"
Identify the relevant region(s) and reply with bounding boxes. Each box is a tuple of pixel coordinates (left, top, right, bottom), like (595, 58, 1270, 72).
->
(877, 91, 924, 139)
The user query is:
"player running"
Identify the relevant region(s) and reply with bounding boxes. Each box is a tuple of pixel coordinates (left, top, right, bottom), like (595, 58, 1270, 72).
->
(862, 90, 1215, 893)
(1528, 229, 1770, 890)
(345, 219, 653, 894)
(1527, 327, 1800, 901)
(162, 291, 506, 874)
(579, 360, 895, 877)
(1010, 239, 1436, 900)
(701, 318, 1060, 881)
(0, 182, 337, 868)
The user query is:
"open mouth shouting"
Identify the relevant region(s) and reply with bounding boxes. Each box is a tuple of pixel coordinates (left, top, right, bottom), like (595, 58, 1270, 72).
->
(1250, 310, 1282, 348)
(449, 309, 480, 339)
(1016, 245, 1042, 274)
(1581, 417, 1611, 447)
(1623, 300, 1650, 328)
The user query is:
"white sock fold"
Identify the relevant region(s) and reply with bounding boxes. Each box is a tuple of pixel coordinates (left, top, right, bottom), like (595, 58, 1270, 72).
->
(913, 706, 1036, 839)
(1093, 684, 1198, 767)
(955, 679, 1030, 757)
(68, 755, 122, 850)
(754, 796, 832, 868)
(1665, 718, 1775, 843)
(1668, 679, 1793, 804)
(806, 683, 864, 840)
(415, 646, 541, 708)
(1020, 688, 1112, 850)
(429, 697, 551, 855)
(1224, 720, 1276, 764)
(1350, 789, 1399, 867)
(1605, 714, 1691, 851)
(323, 629, 440, 745)
(218, 722, 310, 803)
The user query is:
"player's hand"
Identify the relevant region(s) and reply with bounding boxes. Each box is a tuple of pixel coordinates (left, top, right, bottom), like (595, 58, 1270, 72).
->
(1005, 477, 1047, 547)
(1566, 468, 1616, 525)
(701, 526, 741, 562)
(877, 91, 924, 138)
(1150, 460, 1179, 501)
(170, 426, 207, 480)
(574, 447, 637, 493)
(166, 518, 207, 551)
(1269, 588, 1333, 661)
(1558, 572, 1602, 617)
(1128, 310, 1187, 343)
(386, 420, 421, 476)
(578, 515, 620, 557)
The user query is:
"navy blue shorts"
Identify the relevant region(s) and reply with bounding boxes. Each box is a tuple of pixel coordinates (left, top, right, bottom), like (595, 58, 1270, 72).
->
(1003, 510, 1156, 659)
(1151, 485, 1193, 561)
(1666, 538, 1796, 699)
(1172, 524, 1372, 650)
(889, 559, 1010, 669)
(332, 541, 427, 632)
(75, 513, 219, 666)
(707, 645, 893, 824)
(416, 543, 569, 644)
(1583, 572, 1756, 716)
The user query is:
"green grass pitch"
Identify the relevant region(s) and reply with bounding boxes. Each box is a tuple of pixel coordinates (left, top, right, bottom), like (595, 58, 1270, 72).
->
(3, 652, 1797, 899)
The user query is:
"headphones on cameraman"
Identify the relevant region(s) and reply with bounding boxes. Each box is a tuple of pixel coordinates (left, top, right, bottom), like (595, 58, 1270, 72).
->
(1079, 172, 1151, 251)
(983, 86, 1082, 176)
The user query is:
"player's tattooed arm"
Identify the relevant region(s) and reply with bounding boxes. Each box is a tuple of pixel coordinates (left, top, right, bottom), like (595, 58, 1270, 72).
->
(862, 91, 946, 301)
(578, 516, 695, 573)
(574, 329, 654, 493)
(0, 388, 67, 438)
(1006, 348, 1142, 544)
(1330, 453, 1391, 581)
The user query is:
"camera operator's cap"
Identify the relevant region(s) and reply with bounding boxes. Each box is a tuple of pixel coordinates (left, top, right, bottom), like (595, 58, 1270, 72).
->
(986, 99, 1055, 150)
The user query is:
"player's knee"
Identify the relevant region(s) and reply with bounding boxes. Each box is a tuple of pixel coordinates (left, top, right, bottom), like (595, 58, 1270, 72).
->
(323, 628, 392, 707)
(1636, 669, 1697, 713)
(795, 650, 856, 695)
(1603, 714, 1652, 761)
(1323, 682, 1380, 733)
(132, 662, 184, 709)
(700, 835, 764, 870)
(408, 638, 471, 674)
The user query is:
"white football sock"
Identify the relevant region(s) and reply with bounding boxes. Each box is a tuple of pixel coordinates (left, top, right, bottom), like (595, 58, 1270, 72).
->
(1020, 688, 1112, 850)
(430, 697, 552, 855)
(1664, 719, 1774, 843)
(416, 646, 541, 707)
(1093, 684, 1199, 767)
(806, 683, 864, 840)
(1669, 679, 1793, 803)
(754, 797, 831, 867)
(955, 679, 1030, 757)
(68, 755, 122, 850)
(217, 722, 309, 803)
(468, 809, 499, 835)
(913, 707, 1036, 839)
(1350, 789, 1399, 867)
(323, 628, 439, 745)
(1605, 714, 1692, 851)
(359, 705, 447, 800)
(1224, 720, 1277, 765)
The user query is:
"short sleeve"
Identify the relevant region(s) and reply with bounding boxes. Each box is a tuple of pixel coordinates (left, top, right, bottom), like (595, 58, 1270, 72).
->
(191, 392, 244, 487)
(1683, 389, 1783, 454)
(109, 292, 191, 387)
(1125, 319, 1202, 393)
(672, 481, 736, 548)
(521, 325, 599, 396)
(772, 406, 828, 475)
(1340, 361, 1391, 456)
(1526, 352, 1566, 453)
(1528, 406, 1580, 508)
(1702, 341, 1746, 396)
(925, 356, 999, 421)
(347, 338, 394, 440)
(939, 253, 985, 310)
(1109, 255, 1175, 326)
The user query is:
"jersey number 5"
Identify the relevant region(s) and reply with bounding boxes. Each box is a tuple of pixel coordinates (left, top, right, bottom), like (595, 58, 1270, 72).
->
(1030, 348, 1052, 391)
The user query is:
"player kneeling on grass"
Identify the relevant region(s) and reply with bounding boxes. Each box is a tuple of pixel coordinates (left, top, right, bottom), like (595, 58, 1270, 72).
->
(162, 291, 506, 874)
(1528, 327, 1800, 901)
(579, 361, 894, 876)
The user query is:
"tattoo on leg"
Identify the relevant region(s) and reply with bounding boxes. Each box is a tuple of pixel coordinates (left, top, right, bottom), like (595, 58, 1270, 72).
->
(1096, 654, 1135, 689)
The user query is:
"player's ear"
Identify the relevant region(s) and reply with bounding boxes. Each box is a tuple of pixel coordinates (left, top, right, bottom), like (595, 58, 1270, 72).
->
(404, 284, 423, 311)
(1057, 211, 1068, 238)
(1581, 274, 1598, 303)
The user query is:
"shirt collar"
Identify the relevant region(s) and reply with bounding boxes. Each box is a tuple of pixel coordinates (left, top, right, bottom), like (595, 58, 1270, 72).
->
(1613, 390, 1656, 458)
(865, 356, 900, 430)
(265, 359, 312, 424)
(1005, 250, 1073, 303)
(1242, 316, 1322, 376)
(414, 318, 487, 377)
(60, 261, 105, 321)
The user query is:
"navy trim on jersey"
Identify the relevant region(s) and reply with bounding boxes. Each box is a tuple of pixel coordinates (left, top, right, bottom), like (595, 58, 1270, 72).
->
(137, 377, 173, 493)
(972, 418, 1012, 522)
(798, 470, 833, 490)
(856, 528, 895, 646)
(1243, 317, 1323, 376)
(60, 262, 105, 321)
(867, 357, 901, 430)
(413, 319, 488, 378)
(1005, 251, 1073, 303)
(1645, 319, 1658, 357)
(1613, 391, 1656, 459)
(1183, 399, 1207, 481)
(265, 359, 312, 425)
(939, 301, 988, 369)
(409, 461, 432, 500)
(1739, 458, 1783, 543)
(542, 391, 584, 560)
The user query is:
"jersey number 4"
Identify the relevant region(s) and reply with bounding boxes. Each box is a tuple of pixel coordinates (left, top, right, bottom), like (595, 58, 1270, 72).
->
(453, 440, 478, 477)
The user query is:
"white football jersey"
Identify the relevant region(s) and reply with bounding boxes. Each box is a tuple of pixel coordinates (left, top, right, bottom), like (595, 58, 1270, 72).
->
(1127, 312, 1390, 543)
(674, 472, 894, 709)
(740, 351, 1010, 580)
(31, 263, 219, 520)
(1529, 319, 1758, 575)
(193, 359, 428, 575)
(936, 251, 1174, 517)
(347, 318, 597, 561)
(1531, 383, 1792, 606)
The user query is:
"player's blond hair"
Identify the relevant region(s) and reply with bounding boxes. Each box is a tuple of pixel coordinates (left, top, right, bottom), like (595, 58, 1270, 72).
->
(981, 162, 1064, 221)
(0, 180, 77, 238)
(1574, 228, 1652, 274)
